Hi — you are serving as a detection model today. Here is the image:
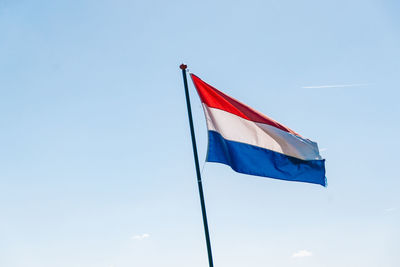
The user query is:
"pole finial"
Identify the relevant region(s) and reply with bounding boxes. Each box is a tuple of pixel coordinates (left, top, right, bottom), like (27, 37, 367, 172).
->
(180, 64, 187, 70)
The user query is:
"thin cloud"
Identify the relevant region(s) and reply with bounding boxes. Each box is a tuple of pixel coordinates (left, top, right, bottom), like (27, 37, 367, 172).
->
(131, 233, 150, 240)
(302, 83, 368, 89)
(292, 250, 313, 258)
(319, 148, 328, 152)
(384, 207, 397, 213)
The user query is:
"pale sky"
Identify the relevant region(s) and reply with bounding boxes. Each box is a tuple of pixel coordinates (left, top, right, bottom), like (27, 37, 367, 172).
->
(0, 1, 399, 267)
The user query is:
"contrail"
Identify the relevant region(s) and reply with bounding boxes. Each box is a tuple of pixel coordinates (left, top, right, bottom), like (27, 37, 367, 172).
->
(301, 83, 368, 89)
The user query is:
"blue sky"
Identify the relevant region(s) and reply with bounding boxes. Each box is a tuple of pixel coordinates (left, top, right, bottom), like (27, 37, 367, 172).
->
(0, 0, 399, 266)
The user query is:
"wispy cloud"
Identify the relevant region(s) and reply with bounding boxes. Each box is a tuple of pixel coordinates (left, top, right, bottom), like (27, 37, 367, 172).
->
(131, 233, 150, 240)
(302, 83, 368, 89)
(292, 250, 313, 258)
(319, 148, 328, 152)
(384, 207, 397, 213)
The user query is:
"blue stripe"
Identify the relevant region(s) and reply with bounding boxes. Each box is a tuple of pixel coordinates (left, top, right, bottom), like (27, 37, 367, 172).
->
(207, 131, 326, 186)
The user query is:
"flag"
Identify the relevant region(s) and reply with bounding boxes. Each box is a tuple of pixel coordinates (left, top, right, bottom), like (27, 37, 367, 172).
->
(190, 74, 326, 186)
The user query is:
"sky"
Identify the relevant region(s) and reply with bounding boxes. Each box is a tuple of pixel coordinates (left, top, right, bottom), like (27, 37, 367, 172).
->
(0, 0, 399, 266)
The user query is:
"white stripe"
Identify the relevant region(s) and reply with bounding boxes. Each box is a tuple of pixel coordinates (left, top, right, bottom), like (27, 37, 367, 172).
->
(203, 105, 322, 160)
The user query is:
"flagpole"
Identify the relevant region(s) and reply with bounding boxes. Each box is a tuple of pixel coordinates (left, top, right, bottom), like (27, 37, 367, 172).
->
(180, 64, 214, 267)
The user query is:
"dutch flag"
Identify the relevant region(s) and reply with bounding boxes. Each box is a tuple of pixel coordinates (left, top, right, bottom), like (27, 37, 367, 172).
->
(191, 74, 326, 186)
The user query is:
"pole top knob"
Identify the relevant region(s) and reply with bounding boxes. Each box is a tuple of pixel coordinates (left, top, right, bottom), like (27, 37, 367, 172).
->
(180, 64, 187, 70)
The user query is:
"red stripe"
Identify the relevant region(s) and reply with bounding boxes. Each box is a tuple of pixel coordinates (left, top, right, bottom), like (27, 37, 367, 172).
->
(190, 74, 299, 136)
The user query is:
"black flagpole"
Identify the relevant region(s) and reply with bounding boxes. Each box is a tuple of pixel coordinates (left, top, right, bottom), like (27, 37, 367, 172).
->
(180, 64, 214, 267)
